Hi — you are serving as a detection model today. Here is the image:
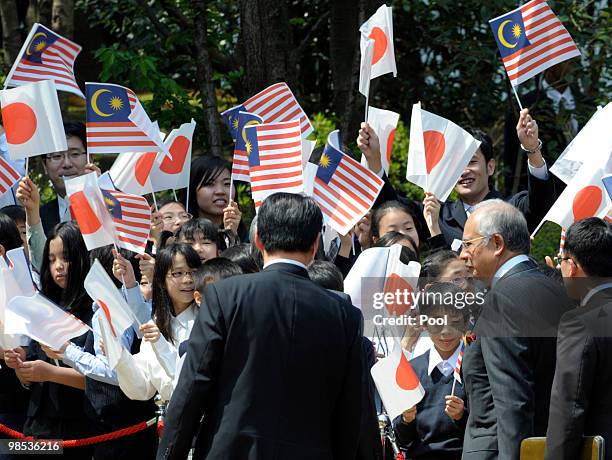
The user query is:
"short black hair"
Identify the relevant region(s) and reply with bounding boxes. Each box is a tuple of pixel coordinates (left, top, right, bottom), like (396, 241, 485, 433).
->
(418, 282, 470, 324)
(0, 212, 22, 251)
(307, 260, 344, 291)
(420, 250, 460, 281)
(467, 128, 494, 163)
(0, 205, 26, 224)
(372, 231, 420, 260)
(257, 193, 323, 253)
(565, 218, 612, 277)
(176, 218, 222, 247)
(220, 244, 260, 274)
(187, 155, 231, 215)
(193, 257, 243, 292)
(64, 121, 87, 148)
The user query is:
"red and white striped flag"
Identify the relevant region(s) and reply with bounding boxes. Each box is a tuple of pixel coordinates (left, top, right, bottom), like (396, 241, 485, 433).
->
(242, 82, 313, 138)
(85, 82, 166, 154)
(490, 0, 580, 87)
(313, 130, 384, 235)
(244, 119, 304, 208)
(6, 292, 91, 349)
(453, 337, 466, 384)
(4, 23, 84, 98)
(0, 157, 20, 197)
(101, 189, 151, 254)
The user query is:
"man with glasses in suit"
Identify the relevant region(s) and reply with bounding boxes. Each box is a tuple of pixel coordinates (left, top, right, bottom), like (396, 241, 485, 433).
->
(458, 200, 573, 460)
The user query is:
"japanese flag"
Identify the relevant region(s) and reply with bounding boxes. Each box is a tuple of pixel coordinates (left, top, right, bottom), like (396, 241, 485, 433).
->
(0, 80, 67, 160)
(360, 4, 397, 80)
(371, 343, 425, 420)
(65, 172, 116, 251)
(0, 249, 35, 349)
(533, 165, 611, 236)
(84, 259, 141, 339)
(109, 151, 157, 196)
(150, 119, 196, 192)
(359, 39, 375, 98)
(406, 102, 481, 202)
(360, 106, 399, 175)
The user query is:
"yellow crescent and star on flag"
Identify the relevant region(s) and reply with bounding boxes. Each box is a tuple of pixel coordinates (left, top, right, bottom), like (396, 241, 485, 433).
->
(26, 31, 48, 55)
(86, 84, 131, 122)
(490, 9, 530, 58)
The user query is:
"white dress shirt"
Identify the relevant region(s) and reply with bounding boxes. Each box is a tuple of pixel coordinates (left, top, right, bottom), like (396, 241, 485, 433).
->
(491, 254, 530, 288)
(262, 258, 307, 270)
(581, 282, 612, 307)
(428, 342, 462, 377)
(115, 304, 197, 402)
(57, 194, 72, 223)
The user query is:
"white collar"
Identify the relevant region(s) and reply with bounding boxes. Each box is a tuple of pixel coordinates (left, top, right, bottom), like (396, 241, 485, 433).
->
(492, 255, 530, 287)
(173, 304, 197, 331)
(581, 282, 612, 307)
(57, 194, 71, 222)
(542, 79, 575, 111)
(263, 258, 307, 270)
(428, 343, 462, 377)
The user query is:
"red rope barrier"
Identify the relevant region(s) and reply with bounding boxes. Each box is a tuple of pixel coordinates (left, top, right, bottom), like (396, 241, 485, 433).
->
(0, 418, 156, 448)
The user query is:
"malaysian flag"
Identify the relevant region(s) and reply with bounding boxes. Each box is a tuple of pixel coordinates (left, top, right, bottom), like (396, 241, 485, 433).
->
(490, 0, 580, 86)
(85, 82, 166, 154)
(102, 189, 151, 254)
(4, 23, 84, 98)
(232, 111, 263, 183)
(453, 337, 467, 384)
(0, 157, 20, 197)
(241, 83, 313, 137)
(313, 131, 383, 235)
(221, 104, 242, 141)
(244, 119, 304, 208)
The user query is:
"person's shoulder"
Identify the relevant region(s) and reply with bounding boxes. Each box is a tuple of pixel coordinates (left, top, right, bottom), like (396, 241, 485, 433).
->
(409, 349, 430, 376)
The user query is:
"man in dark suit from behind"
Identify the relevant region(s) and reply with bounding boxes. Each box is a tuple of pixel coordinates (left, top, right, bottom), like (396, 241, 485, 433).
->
(545, 218, 612, 460)
(459, 200, 573, 460)
(157, 193, 365, 460)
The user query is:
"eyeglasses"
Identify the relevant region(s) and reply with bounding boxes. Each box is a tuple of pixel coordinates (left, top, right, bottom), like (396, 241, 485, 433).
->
(162, 212, 192, 223)
(553, 254, 572, 265)
(460, 235, 490, 253)
(45, 150, 87, 164)
(168, 270, 196, 280)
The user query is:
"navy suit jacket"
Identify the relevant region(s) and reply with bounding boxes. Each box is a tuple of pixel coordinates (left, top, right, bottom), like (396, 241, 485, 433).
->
(157, 263, 365, 460)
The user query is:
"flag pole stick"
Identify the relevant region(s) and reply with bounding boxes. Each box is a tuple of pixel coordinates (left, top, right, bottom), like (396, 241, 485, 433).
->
(150, 190, 158, 212)
(113, 242, 128, 299)
(364, 94, 369, 123)
(25, 157, 29, 177)
(451, 377, 457, 397)
(172, 189, 178, 202)
(229, 177, 234, 203)
(3, 24, 36, 90)
(511, 84, 524, 111)
(185, 182, 190, 212)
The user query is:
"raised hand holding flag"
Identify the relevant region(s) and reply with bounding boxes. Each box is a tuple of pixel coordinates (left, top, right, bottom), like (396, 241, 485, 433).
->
(406, 102, 481, 202)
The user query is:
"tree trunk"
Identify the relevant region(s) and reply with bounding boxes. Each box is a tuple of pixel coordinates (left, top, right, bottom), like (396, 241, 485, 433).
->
(238, 0, 290, 96)
(0, 0, 21, 68)
(191, 0, 223, 156)
(51, 0, 75, 114)
(51, 0, 74, 38)
(26, 0, 53, 27)
(329, 0, 362, 147)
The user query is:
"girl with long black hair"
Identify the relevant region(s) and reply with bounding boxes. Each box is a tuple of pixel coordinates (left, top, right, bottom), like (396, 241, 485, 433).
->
(5, 222, 93, 459)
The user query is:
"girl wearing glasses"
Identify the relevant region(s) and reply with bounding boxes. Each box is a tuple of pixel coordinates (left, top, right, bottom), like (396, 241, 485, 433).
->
(114, 244, 201, 403)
